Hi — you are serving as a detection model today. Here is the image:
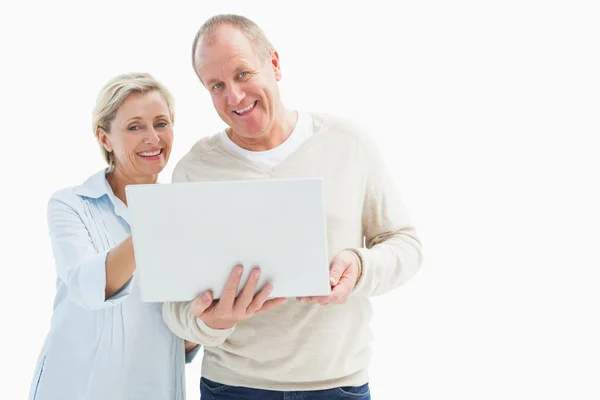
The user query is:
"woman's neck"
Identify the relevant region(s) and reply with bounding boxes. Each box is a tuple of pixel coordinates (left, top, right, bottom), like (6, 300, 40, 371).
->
(106, 167, 157, 206)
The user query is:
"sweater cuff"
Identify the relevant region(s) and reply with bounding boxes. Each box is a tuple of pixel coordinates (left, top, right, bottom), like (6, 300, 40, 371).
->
(194, 319, 236, 347)
(344, 247, 364, 293)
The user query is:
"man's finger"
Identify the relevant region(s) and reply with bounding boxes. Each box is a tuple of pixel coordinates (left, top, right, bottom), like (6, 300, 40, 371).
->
(330, 271, 357, 304)
(297, 295, 325, 303)
(256, 297, 288, 314)
(247, 282, 275, 314)
(236, 267, 261, 311)
(304, 274, 353, 306)
(327, 279, 351, 304)
(218, 265, 243, 310)
(190, 291, 214, 317)
(329, 255, 348, 286)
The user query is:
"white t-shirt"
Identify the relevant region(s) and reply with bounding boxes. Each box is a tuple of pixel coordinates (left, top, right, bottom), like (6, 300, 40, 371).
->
(219, 111, 313, 167)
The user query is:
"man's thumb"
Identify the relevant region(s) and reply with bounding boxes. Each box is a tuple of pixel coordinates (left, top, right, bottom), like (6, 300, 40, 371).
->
(190, 291, 213, 317)
(329, 256, 346, 286)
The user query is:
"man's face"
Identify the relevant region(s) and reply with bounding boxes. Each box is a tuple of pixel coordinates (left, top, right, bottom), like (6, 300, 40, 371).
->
(194, 25, 282, 141)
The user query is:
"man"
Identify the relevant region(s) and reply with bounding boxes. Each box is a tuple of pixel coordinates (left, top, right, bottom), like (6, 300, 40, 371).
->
(162, 14, 422, 399)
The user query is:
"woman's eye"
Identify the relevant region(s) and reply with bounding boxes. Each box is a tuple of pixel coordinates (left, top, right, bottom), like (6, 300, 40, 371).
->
(155, 122, 167, 128)
(128, 125, 140, 131)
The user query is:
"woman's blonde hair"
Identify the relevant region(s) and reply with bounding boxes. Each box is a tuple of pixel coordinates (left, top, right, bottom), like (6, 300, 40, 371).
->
(92, 72, 175, 172)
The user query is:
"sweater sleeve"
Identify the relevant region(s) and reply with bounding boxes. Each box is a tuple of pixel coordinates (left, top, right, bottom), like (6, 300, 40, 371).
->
(162, 301, 235, 347)
(347, 132, 423, 297)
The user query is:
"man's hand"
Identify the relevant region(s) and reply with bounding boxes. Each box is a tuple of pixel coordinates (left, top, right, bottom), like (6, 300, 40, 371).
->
(189, 265, 288, 330)
(297, 250, 361, 306)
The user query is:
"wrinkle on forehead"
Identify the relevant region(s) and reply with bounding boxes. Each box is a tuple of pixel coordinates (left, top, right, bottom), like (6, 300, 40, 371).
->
(195, 37, 256, 84)
(198, 45, 244, 68)
(197, 51, 249, 85)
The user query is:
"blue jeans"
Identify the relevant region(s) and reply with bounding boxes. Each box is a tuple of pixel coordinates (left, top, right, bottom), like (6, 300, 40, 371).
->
(200, 377, 371, 399)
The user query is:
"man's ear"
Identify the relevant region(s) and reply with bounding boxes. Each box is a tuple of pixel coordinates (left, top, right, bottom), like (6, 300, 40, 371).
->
(271, 50, 282, 81)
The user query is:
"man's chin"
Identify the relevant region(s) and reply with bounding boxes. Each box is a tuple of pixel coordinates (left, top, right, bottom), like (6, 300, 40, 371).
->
(231, 125, 267, 140)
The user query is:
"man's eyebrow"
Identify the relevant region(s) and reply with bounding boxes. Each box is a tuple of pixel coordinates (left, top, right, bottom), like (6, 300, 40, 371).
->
(204, 78, 218, 87)
(234, 63, 252, 73)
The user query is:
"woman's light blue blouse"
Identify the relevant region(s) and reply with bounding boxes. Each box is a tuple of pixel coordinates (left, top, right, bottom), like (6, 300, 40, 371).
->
(29, 169, 197, 400)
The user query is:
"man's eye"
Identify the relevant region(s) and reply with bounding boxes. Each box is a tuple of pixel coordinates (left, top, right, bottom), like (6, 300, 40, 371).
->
(213, 82, 223, 90)
(239, 71, 248, 78)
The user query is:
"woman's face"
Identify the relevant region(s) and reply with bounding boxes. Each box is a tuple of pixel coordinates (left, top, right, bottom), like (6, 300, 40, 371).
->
(98, 90, 173, 179)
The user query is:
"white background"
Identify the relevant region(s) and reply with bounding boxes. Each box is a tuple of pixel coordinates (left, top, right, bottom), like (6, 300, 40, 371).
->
(1, 0, 599, 399)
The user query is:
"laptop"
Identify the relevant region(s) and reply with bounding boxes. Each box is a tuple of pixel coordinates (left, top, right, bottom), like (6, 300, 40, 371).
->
(125, 177, 331, 303)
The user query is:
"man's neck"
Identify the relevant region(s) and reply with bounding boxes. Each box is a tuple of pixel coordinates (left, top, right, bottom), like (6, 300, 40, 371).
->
(229, 109, 298, 151)
(107, 167, 157, 206)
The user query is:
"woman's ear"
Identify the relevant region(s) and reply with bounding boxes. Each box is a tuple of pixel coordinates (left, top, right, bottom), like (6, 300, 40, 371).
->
(96, 127, 112, 153)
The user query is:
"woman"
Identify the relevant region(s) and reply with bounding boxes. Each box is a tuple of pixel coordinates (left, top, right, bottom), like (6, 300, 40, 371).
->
(29, 73, 197, 400)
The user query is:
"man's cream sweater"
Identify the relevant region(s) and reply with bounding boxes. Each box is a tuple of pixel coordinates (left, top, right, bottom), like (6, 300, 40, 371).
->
(162, 112, 422, 391)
